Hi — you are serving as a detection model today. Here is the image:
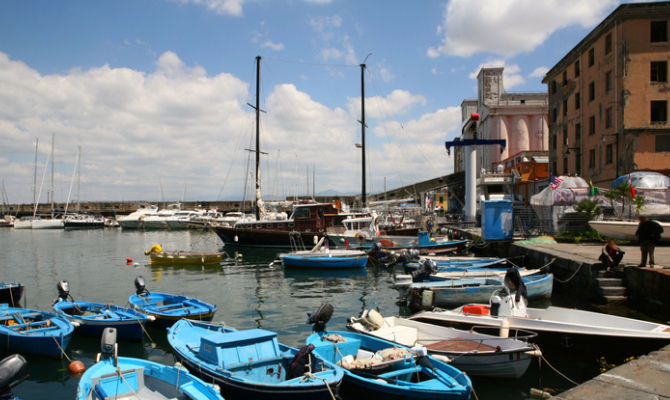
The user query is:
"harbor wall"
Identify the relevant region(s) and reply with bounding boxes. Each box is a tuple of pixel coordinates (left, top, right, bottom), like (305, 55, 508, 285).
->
(624, 267, 670, 321)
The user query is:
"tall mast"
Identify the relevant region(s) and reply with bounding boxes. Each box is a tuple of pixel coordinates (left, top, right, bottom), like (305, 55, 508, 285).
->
(254, 56, 261, 220)
(33, 137, 39, 206)
(50, 132, 54, 216)
(360, 62, 367, 208)
(77, 145, 81, 212)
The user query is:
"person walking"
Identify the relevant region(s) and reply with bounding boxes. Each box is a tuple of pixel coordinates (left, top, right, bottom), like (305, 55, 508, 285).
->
(635, 216, 664, 268)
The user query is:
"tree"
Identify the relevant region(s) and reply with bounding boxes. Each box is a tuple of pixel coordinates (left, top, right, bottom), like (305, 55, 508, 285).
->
(604, 182, 644, 218)
(575, 199, 602, 220)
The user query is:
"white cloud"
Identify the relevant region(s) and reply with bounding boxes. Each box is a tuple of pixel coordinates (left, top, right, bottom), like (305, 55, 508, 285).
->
(179, 0, 246, 16)
(348, 90, 426, 120)
(261, 40, 285, 51)
(468, 60, 525, 89)
(528, 66, 549, 79)
(428, 0, 619, 58)
(372, 106, 460, 141)
(308, 15, 343, 41)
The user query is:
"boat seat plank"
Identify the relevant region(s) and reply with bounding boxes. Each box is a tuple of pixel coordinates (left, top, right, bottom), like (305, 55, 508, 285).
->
(424, 339, 497, 353)
(377, 366, 419, 379)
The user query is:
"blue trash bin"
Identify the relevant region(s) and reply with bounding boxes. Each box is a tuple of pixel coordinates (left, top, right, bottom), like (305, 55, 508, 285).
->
(481, 200, 514, 240)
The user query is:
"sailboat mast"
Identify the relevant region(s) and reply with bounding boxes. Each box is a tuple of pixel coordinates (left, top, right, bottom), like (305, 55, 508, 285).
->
(254, 56, 261, 221)
(360, 62, 367, 208)
(77, 145, 81, 212)
(50, 132, 54, 216)
(33, 137, 39, 206)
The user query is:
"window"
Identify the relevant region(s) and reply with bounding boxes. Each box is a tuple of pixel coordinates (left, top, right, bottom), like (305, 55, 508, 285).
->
(575, 152, 581, 175)
(605, 33, 612, 55)
(575, 60, 580, 77)
(651, 61, 668, 82)
(551, 134, 557, 151)
(575, 92, 581, 110)
(551, 80, 557, 94)
(651, 100, 668, 123)
(588, 48, 595, 66)
(589, 81, 595, 101)
(563, 126, 568, 146)
(589, 149, 596, 168)
(656, 135, 670, 151)
(651, 20, 668, 43)
(575, 123, 582, 142)
(563, 99, 568, 116)
(605, 71, 612, 92)
(562, 71, 567, 85)
(589, 115, 596, 135)
(606, 107, 613, 128)
(552, 108, 558, 123)
(606, 144, 613, 164)
(563, 157, 568, 175)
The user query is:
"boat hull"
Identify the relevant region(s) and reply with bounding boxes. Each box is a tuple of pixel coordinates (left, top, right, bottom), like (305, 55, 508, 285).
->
(129, 292, 217, 328)
(280, 254, 368, 269)
(0, 284, 24, 307)
(53, 301, 147, 341)
(214, 226, 329, 248)
(149, 252, 223, 265)
(589, 220, 670, 242)
(0, 306, 74, 359)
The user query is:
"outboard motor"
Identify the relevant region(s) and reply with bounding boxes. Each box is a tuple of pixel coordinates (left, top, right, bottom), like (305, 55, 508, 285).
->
(504, 268, 527, 303)
(98, 327, 118, 363)
(54, 280, 71, 304)
(307, 303, 333, 332)
(0, 354, 27, 399)
(411, 259, 435, 282)
(134, 276, 150, 296)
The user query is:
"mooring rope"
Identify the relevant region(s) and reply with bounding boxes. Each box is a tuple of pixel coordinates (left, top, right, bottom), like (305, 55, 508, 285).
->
(51, 335, 72, 363)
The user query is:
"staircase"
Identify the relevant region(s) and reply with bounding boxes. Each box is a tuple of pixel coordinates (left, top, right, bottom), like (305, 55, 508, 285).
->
(596, 269, 627, 303)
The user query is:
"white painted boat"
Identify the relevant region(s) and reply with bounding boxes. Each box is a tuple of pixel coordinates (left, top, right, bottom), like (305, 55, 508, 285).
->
(588, 219, 670, 242)
(165, 210, 202, 230)
(13, 215, 63, 229)
(347, 312, 538, 378)
(117, 205, 158, 229)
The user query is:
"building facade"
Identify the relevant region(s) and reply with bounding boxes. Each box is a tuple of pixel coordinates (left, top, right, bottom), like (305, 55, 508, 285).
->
(455, 68, 549, 174)
(543, 2, 670, 186)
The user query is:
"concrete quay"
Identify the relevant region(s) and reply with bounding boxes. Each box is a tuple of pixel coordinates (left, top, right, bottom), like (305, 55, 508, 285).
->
(551, 345, 670, 400)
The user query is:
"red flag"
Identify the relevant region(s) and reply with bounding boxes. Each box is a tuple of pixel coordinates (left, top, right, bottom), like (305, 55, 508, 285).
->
(629, 174, 636, 198)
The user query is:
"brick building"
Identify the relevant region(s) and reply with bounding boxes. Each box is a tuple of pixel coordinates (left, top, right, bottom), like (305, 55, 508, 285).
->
(543, 1, 670, 186)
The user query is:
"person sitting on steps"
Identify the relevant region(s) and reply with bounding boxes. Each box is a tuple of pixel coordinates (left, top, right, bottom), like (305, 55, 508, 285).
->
(599, 239, 625, 271)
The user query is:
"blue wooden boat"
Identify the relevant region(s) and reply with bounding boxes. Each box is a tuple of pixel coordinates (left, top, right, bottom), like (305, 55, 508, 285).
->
(402, 273, 554, 308)
(279, 250, 369, 269)
(349, 232, 468, 255)
(128, 276, 217, 327)
(0, 283, 24, 307)
(0, 304, 74, 359)
(77, 327, 224, 400)
(53, 281, 147, 341)
(305, 305, 472, 400)
(167, 319, 343, 400)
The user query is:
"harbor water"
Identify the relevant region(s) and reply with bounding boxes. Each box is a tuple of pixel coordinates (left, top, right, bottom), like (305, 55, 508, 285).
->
(0, 228, 660, 399)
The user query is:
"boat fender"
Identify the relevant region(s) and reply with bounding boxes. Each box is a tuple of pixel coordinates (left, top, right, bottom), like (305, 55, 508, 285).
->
(146, 315, 156, 322)
(72, 321, 81, 328)
(530, 388, 552, 399)
(364, 309, 384, 330)
(524, 349, 543, 358)
(421, 290, 434, 309)
(431, 354, 451, 363)
(287, 344, 315, 379)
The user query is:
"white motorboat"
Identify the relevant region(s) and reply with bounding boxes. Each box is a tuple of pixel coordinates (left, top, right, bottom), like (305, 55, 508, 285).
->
(588, 219, 670, 242)
(347, 311, 539, 378)
(64, 214, 104, 229)
(117, 204, 158, 229)
(410, 290, 670, 354)
(165, 210, 202, 230)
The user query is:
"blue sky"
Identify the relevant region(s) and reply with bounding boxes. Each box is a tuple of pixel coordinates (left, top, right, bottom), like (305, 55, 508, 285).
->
(0, 0, 633, 203)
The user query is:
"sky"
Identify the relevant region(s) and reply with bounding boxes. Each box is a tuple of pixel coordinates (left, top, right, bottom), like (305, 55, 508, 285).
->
(0, 0, 638, 204)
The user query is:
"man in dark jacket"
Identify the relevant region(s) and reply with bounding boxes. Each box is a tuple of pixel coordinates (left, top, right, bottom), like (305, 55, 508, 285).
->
(635, 216, 664, 268)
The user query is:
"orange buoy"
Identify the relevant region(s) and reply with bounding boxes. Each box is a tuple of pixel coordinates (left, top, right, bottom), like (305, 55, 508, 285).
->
(69, 360, 85, 373)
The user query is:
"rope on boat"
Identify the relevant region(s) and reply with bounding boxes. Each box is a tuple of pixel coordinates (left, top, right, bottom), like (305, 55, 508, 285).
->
(51, 335, 72, 363)
(301, 353, 336, 400)
(534, 344, 579, 386)
(116, 364, 141, 400)
(8, 286, 14, 307)
(136, 317, 155, 347)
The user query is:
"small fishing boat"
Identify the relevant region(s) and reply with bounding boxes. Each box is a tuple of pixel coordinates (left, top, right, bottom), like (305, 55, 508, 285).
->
(77, 327, 224, 400)
(347, 231, 468, 255)
(0, 283, 24, 307)
(128, 276, 217, 327)
(52, 281, 148, 341)
(0, 304, 74, 358)
(347, 309, 539, 378)
(145, 244, 225, 265)
(167, 319, 343, 400)
(277, 234, 369, 269)
(410, 289, 670, 356)
(0, 354, 28, 400)
(305, 304, 472, 399)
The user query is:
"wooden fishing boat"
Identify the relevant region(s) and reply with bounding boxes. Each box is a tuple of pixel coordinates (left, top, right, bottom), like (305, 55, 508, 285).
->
(77, 327, 224, 400)
(305, 304, 472, 399)
(0, 283, 24, 307)
(128, 276, 216, 327)
(345, 232, 468, 255)
(277, 235, 369, 269)
(53, 281, 148, 341)
(347, 310, 539, 378)
(0, 304, 74, 359)
(167, 319, 343, 400)
(397, 272, 553, 308)
(148, 250, 225, 265)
